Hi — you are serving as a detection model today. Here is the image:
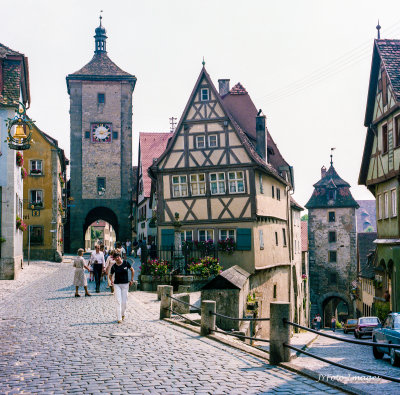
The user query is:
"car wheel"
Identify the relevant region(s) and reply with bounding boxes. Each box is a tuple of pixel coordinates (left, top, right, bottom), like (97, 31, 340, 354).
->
(390, 347, 400, 367)
(373, 338, 384, 359)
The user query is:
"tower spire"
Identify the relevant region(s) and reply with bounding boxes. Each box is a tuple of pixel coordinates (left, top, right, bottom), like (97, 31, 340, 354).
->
(202, 56, 205, 67)
(376, 20, 381, 39)
(94, 12, 107, 54)
(330, 147, 336, 166)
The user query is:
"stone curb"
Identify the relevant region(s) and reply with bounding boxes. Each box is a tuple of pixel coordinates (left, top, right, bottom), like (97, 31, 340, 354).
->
(164, 318, 361, 395)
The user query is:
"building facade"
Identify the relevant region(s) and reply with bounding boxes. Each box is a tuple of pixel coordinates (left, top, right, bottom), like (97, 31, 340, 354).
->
(306, 163, 359, 326)
(0, 43, 30, 279)
(359, 38, 400, 313)
(137, 132, 172, 244)
(66, 19, 136, 252)
(151, 67, 305, 336)
(22, 124, 67, 261)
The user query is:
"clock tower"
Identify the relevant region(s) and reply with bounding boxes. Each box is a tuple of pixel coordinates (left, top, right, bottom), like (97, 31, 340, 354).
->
(66, 18, 136, 252)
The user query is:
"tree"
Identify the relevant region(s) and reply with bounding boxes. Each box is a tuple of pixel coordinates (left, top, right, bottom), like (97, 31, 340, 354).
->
(301, 214, 308, 221)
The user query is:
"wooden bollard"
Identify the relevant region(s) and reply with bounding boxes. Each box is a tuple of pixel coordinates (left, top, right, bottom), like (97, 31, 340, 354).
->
(201, 300, 216, 336)
(159, 285, 173, 319)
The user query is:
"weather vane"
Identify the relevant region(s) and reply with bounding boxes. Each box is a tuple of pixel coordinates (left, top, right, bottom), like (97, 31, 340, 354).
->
(169, 117, 177, 132)
(330, 147, 336, 166)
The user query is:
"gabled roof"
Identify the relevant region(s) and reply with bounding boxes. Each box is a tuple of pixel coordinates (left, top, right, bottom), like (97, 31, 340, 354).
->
(301, 221, 308, 252)
(313, 165, 350, 188)
(202, 265, 250, 290)
(66, 52, 136, 93)
(365, 39, 400, 127)
(152, 67, 290, 186)
(290, 196, 303, 211)
(358, 232, 377, 279)
(0, 42, 30, 107)
(139, 132, 172, 198)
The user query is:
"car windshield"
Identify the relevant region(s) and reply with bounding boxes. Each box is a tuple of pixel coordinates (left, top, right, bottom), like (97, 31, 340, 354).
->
(347, 319, 357, 324)
(359, 317, 379, 324)
(394, 316, 400, 329)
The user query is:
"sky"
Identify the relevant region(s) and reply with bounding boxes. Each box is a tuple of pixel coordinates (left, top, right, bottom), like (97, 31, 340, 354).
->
(2, 0, 399, 208)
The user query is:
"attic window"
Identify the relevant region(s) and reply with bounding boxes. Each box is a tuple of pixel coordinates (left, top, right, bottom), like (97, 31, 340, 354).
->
(200, 88, 209, 101)
(328, 190, 336, 200)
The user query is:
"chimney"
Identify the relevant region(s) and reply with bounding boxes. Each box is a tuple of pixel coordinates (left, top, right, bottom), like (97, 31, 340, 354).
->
(321, 166, 327, 178)
(256, 110, 267, 162)
(218, 79, 230, 96)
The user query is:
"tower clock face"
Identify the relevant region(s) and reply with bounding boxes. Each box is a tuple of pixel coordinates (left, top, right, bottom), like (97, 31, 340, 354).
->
(91, 123, 112, 143)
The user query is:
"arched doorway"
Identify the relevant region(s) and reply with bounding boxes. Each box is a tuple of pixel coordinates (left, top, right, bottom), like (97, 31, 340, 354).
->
(83, 207, 119, 250)
(320, 293, 351, 328)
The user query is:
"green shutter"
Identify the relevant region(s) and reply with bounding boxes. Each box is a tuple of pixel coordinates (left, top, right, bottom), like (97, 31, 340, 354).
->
(161, 229, 175, 249)
(236, 228, 252, 250)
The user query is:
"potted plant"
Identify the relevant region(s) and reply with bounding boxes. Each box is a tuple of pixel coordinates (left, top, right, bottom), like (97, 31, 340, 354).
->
(21, 167, 27, 179)
(16, 216, 27, 231)
(16, 152, 23, 167)
(58, 172, 65, 188)
(217, 237, 236, 254)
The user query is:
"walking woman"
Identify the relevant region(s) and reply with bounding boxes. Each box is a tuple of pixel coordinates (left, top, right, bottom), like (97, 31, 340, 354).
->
(73, 248, 91, 297)
(104, 249, 116, 294)
(109, 252, 134, 323)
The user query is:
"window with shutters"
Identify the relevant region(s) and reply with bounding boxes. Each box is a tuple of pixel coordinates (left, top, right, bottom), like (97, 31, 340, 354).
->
(219, 229, 235, 241)
(236, 228, 251, 250)
(384, 191, 389, 218)
(378, 194, 382, 220)
(172, 175, 188, 197)
(210, 173, 225, 195)
(190, 173, 206, 196)
(161, 229, 175, 249)
(392, 189, 397, 217)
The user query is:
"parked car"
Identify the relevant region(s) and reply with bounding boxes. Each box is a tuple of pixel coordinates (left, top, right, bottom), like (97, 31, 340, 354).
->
(354, 316, 381, 338)
(372, 313, 400, 366)
(343, 319, 358, 334)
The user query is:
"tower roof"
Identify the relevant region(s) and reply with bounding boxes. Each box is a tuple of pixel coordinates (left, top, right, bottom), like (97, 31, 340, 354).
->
(66, 21, 136, 93)
(305, 164, 359, 209)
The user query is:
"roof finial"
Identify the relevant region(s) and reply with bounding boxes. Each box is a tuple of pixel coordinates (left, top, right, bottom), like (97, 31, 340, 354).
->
(376, 20, 381, 39)
(330, 147, 336, 166)
(202, 56, 205, 67)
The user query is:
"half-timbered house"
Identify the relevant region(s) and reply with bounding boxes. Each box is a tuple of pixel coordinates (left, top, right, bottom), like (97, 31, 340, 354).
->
(151, 66, 302, 334)
(359, 38, 400, 312)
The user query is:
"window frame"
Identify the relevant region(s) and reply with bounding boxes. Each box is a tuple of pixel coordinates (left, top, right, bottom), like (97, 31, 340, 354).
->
(190, 173, 206, 196)
(378, 194, 383, 220)
(277, 188, 281, 201)
(228, 171, 245, 194)
(97, 93, 105, 104)
(30, 189, 43, 207)
(391, 189, 397, 217)
(219, 229, 236, 241)
(328, 211, 336, 222)
(275, 231, 278, 246)
(172, 175, 188, 198)
(200, 88, 209, 101)
(97, 177, 106, 194)
(30, 159, 43, 175)
(328, 250, 337, 263)
(210, 172, 226, 195)
(382, 123, 388, 154)
(30, 225, 44, 246)
(196, 135, 206, 149)
(384, 191, 389, 218)
(328, 231, 337, 243)
(208, 134, 218, 148)
(395, 115, 400, 148)
(272, 185, 275, 198)
(180, 230, 193, 243)
(198, 229, 214, 242)
(259, 174, 264, 194)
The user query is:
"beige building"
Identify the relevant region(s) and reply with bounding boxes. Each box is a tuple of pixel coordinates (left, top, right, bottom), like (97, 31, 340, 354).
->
(150, 67, 306, 336)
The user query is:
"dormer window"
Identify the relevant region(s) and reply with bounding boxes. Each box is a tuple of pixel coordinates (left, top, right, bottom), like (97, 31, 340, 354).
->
(328, 189, 336, 200)
(201, 88, 209, 101)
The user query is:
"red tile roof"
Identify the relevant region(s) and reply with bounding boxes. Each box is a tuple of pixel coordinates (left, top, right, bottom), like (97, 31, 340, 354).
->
(140, 132, 173, 197)
(301, 221, 308, 252)
(230, 82, 248, 95)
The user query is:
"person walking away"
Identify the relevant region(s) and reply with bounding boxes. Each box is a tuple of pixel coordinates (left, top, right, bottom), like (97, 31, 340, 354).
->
(331, 316, 336, 332)
(316, 314, 321, 331)
(104, 249, 116, 294)
(90, 244, 105, 293)
(73, 248, 91, 297)
(109, 252, 134, 323)
(126, 239, 131, 256)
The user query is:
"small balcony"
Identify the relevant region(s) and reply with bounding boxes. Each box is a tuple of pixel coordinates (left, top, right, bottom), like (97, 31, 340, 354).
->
(30, 169, 43, 176)
(29, 201, 43, 209)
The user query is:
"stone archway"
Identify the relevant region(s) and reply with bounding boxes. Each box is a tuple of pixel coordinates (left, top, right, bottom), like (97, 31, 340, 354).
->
(83, 207, 119, 248)
(318, 292, 353, 328)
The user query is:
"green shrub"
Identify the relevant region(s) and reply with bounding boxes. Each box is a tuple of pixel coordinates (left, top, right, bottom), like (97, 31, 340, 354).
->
(375, 301, 390, 323)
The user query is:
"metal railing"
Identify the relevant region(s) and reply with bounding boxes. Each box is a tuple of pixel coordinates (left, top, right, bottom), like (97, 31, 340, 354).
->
(158, 288, 400, 385)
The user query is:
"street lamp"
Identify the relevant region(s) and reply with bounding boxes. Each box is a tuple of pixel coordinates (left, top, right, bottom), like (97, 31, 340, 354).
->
(6, 102, 34, 150)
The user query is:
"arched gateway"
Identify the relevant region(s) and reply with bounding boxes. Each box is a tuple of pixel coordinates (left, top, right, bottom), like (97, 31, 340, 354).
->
(65, 19, 136, 252)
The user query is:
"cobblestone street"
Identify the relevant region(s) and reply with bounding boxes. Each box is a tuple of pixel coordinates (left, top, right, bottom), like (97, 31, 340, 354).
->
(290, 329, 400, 394)
(0, 259, 345, 394)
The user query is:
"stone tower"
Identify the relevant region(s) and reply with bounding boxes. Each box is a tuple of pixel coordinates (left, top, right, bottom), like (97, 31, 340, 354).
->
(305, 162, 359, 326)
(66, 18, 136, 252)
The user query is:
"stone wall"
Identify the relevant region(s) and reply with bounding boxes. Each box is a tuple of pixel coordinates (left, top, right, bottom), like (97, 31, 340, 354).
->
(308, 207, 357, 319)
